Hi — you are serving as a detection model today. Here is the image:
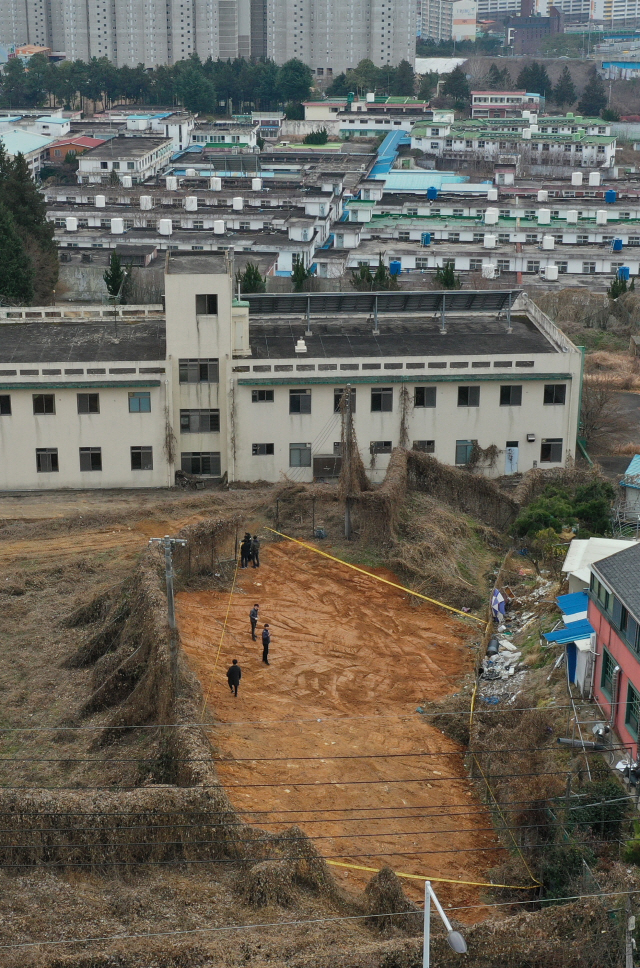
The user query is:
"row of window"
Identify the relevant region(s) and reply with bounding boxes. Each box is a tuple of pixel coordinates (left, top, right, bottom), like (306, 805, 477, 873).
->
(35, 447, 154, 473)
(601, 649, 640, 740)
(0, 393, 151, 416)
(591, 574, 640, 655)
(250, 438, 564, 466)
(252, 384, 567, 414)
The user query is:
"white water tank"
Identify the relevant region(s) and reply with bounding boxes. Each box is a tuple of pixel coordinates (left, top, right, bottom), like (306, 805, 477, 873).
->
(542, 235, 555, 249)
(538, 208, 551, 224)
(165, 176, 178, 190)
(571, 171, 583, 186)
(158, 218, 173, 236)
(484, 234, 496, 248)
(366, 91, 375, 103)
(596, 209, 608, 225)
(522, 128, 532, 140)
(252, 177, 263, 191)
(121, 175, 132, 188)
(185, 195, 198, 211)
(537, 190, 548, 202)
(140, 195, 152, 210)
(529, 123, 538, 133)
(95, 195, 106, 208)
(232, 196, 244, 210)
(111, 217, 124, 234)
(65, 217, 77, 232)
(589, 171, 601, 186)
(209, 176, 222, 191)
(185, 168, 197, 177)
(522, 110, 530, 120)
(487, 188, 498, 201)
(545, 265, 559, 281)
(566, 209, 578, 223)
(482, 264, 496, 279)
(213, 219, 225, 234)
(485, 207, 499, 225)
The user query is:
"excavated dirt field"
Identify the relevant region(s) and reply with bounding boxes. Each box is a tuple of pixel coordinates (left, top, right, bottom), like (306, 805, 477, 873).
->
(177, 539, 504, 916)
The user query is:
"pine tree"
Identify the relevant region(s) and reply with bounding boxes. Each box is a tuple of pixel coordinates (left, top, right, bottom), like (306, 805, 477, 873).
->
(351, 263, 374, 291)
(442, 66, 470, 103)
(103, 251, 126, 300)
(390, 60, 415, 96)
(552, 66, 576, 108)
(579, 68, 607, 117)
(485, 64, 511, 90)
(435, 261, 461, 290)
(0, 205, 35, 305)
(291, 256, 312, 292)
(236, 262, 266, 294)
(516, 62, 551, 97)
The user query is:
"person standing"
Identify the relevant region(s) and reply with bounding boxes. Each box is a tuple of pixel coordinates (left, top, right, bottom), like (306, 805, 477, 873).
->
(261, 624, 271, 665)
(250, 603, 259, 641)
(251, 534, 260, 568)
(240, 533, 252, 569)
(227, 659, 241, 696)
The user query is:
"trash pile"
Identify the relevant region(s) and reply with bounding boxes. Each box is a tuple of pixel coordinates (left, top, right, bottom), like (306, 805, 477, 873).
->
(481, 636, 523, 681)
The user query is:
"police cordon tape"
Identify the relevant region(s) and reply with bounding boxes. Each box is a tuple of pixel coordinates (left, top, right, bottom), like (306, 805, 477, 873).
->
(265, 528, 485, 624)
(326, 859, 536, 890)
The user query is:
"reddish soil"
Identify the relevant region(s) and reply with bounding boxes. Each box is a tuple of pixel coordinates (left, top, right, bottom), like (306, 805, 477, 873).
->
(177, 540, 505, 916)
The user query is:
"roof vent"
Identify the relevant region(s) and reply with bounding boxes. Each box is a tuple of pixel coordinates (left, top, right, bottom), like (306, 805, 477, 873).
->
(295, 338, 307, 354)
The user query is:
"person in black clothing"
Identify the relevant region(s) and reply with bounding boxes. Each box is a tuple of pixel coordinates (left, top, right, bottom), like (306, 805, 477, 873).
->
(250, 603, 259, 640)
(261, 624, 271, 665)
(251, 534, 260, 568)
(227, 659, 241, 696)
(240, 533, 252, 568)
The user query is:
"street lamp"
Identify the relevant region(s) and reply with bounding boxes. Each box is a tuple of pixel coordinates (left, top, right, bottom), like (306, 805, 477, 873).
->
(423, 880, 467, 967)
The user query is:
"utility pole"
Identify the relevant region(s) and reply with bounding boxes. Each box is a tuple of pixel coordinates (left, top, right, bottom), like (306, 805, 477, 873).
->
(343, 384, 353, 541)
(626, 896, 635, 968)
(149, 535, 187, 629)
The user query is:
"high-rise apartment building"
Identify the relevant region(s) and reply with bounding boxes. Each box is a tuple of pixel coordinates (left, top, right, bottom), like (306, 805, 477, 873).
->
(0, 0, 415, 68)
(419, 0, 477, 41)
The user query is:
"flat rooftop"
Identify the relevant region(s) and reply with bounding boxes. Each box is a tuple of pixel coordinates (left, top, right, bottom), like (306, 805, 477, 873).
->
(0, 320, 165, 364)
(80, 137, 172, 160)
(166, 252, 230, 274)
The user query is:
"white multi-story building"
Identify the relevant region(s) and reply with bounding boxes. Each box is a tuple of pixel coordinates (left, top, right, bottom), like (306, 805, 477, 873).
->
(76, 137, 174, 186)
(0, 253, 582, 490)
(419, 0, 477, 42)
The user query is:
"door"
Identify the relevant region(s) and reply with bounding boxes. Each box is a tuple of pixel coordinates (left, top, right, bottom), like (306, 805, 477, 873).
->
(505, 441, 519, 475)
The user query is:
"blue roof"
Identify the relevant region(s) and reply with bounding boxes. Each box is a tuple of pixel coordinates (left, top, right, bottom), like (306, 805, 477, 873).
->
(37, 116, 68, 124)
(556, 591, 589, 615)
(622, 454, 640, 489)
(544, 619, 594, 645)
(0, 129, 55, 156)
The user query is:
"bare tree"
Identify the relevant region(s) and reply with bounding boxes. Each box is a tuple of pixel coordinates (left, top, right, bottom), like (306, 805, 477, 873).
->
(581, 378, 637, 450)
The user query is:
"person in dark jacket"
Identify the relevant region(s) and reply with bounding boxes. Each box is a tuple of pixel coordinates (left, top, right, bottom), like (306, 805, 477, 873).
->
(250, 603, 259, 640)
(251, 534, 260, 568)
(240, 533, 252, 568)
(227, 659, 241, 696)
(261, 625, 271, 665)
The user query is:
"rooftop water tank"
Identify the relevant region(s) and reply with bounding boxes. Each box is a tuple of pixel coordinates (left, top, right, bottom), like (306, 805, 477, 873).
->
(65, 217, 77, 232)
(427, 186, 438, 200)
(522, 128, 532, 140)
(158, 218, 173, 236)
(538, 208, 551, 224)
(389, 260, 401, 275)
(605, 189, 617, 204)
(619, 266, 630, 280)
(483, 234, 496, 248)
(613, 238, 623, 251)
(213, 219, 225, 234)
(252, 177, 263, 191)
(537, 190, 548, 202)
(185, 195, 198, 211)
(210, 176, 222, 191)
(542, 235, 554, 249)
(165, 176, 178, 190)
(121, 175, 132, 188)
(140, 195, 152, 210)
(366, 91, 375, 103)
(571, 171, 583, 186)
(596, 210, 607, 225)
(589, 171, 601, 186)
(487, 188, 498, 201)
(545, 265, 559, 281)
(421, 232, 431, 246)
(482, 264, 496, 279)
(110, 217, 124, 234)
(566, 209, 578, 223)
(95, 195, 106, 208)
(232, 196, 244, 210)
(485, 207, 499, 225)
(185, 168, 197, 177)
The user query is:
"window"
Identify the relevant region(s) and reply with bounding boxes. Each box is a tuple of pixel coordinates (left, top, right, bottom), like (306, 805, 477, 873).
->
(498, 233, 510, 245)
(473, 233, 484, 244)
(414, 387, 436, 408)
(525, 234, 538, 244)
(131, 446, 153, 470)
(526, 260, 540, 273)
(455, 440, 474, 465)
(457, 386, 480, 407)
(180, 409, 220, 432)
(79, 447, 102, 471)
(252, 388, 274, 402)
(0, 395, 10, 415)
(448, 232, 460, 243)
(371, 387, 393, 412)
(370, 440, 392, 454)
(33, 394, 55, 415)
(179, 359, 219, 383)
(333, 388, 356, 413)
(195, 294, 218, 314)
(398, 231, 410, 242)
(252, 443, 274, 455)
(540, 438, 563, 463)
(500, 385, 522, 406)
(412, 440, 435, 453)
(77, 393, 99, 414)
(129, 391, 151, 412)
(544, 384, 566, 405)
(582, 262, 596, 274)
(36, 448, 58, 472)
(416, 257, 429, 270)
(497, 259, 510, 271)
(469, 259, 483, 272)
(626, 683, 640, 738)
(555, 261, 568, 273)
(289, 442, 311, 466)
(181, 452, 221, 476)
(290, 388, 311, 414)
(577, 234, 589, 245)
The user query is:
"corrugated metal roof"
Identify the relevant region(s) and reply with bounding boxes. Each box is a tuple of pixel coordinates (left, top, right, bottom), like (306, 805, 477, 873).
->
(544, 619, 594, 644)
(622, 454, 640, 489)
(0, 129, 55, 155)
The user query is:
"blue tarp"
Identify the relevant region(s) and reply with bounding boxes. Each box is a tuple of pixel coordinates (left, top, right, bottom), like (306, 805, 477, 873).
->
(556, 591, 589, 615)
(544, 619, 594, 645)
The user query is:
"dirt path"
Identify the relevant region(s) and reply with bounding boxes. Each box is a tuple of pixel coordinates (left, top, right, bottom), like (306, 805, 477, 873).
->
(177, 541, 505, 915)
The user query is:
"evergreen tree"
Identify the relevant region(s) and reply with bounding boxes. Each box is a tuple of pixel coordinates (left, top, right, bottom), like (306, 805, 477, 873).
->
(485, 63, 511, 90)
(176, 65, 216, 113)
(442, 66, 470, 103)
(578, 67, 607, 117)
(236, 262, 266, 293)
(390, 60, 415, 96)
(417, 72, 438, 101)
(607, 273, 627, 299)
(552, 66, 576, 108)
(0, 205, 35, 305)
(104, 251, 127, 300)
(351, 263, 374, 291)
(291, 256, 312, 292)
(284, 100, 305, 120)
(277, 59, 313, 103)
(435, 261, 461, 289)
(325, 72, 350, 97)
(303, 127, 328, 144)
(516, 62, 551, 97)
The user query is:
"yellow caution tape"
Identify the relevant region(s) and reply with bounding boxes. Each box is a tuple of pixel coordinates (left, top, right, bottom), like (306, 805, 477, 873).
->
(326, 859, 535, 890)
(265, 528, 484, 624)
